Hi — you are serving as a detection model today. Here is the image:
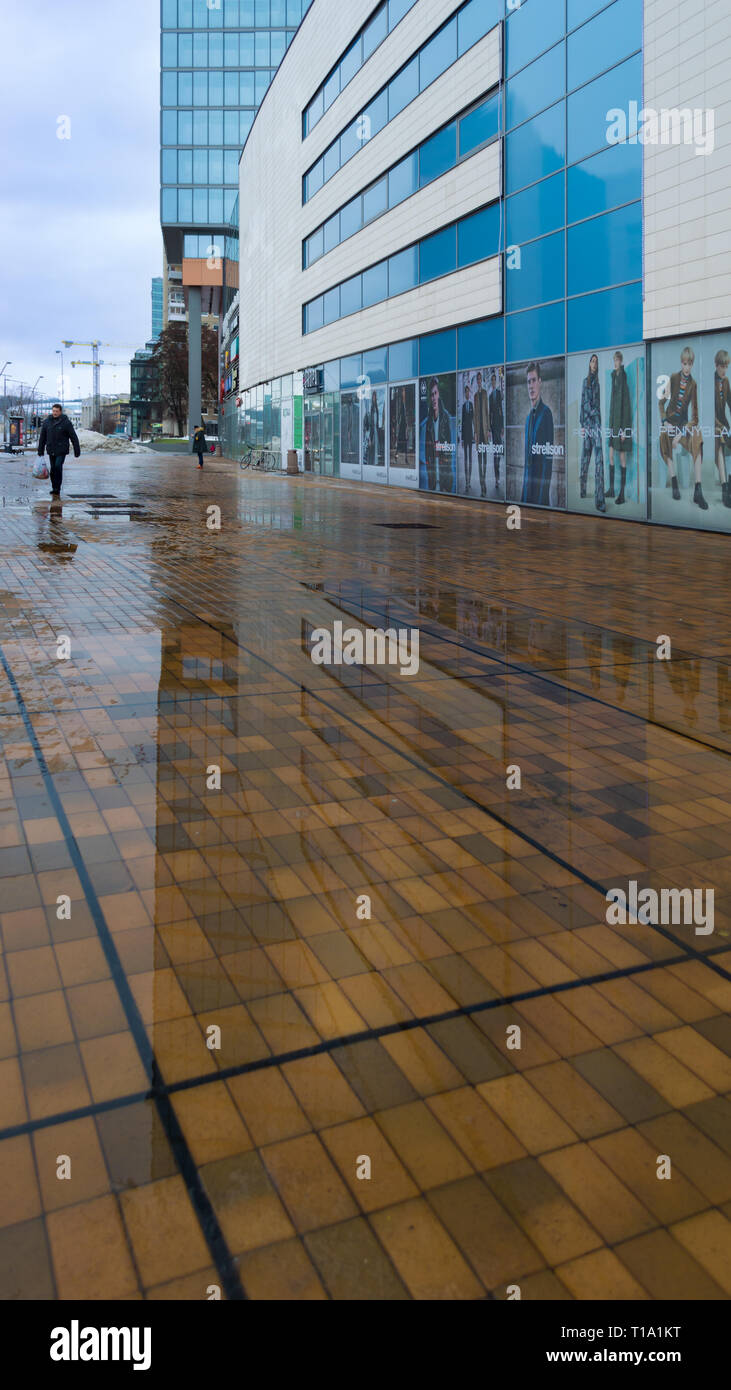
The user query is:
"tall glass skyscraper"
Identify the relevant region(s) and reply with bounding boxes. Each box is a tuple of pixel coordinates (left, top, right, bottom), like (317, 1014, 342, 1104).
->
(160, 0, 312, 270)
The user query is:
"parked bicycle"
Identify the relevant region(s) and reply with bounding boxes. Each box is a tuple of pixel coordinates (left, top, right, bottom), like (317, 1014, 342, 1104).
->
(239, 448, 280, 472)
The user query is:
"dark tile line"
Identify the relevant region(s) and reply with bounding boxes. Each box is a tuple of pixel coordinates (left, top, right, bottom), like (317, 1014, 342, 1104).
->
(1, 940, 725, 1147)
(0, 645, 247, 1302)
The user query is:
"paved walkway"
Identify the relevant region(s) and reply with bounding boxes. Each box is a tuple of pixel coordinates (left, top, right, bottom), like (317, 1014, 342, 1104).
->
(1, 451, 730, 1300)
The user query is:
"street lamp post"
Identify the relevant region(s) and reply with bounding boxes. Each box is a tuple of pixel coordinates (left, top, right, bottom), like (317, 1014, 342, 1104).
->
(55, 349, 65, 407)
(30, 376, 43, 443)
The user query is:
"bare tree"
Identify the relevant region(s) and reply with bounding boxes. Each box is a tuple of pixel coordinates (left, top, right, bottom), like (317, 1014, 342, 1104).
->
(151, 324, 219, 435)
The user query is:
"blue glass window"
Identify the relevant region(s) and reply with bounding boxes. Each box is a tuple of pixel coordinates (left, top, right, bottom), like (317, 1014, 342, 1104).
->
(420, 17, 457, 90)
(306, 297, 324, 333)
(506, 171, 564, 244)
(162, 34, 177, 67)
(323, 359, 340, 392)
(162, 189, 177, 222)
(208, 71, 223, 105)
(389, 0, 414, 25)
(568, 0, 606, 22)
(178, 72, 192, 104)
(506, 230, 564, 311)
(179, 0, 192, 21)
(363, 89, 388, 140)
(224, 111, 239, 143)
(193, 189, 208, 223)
(389, 56, 418, 119)
(363, 5, 388, 60)
(323, 213, 340, 253)
(567, 202, 642, 296)
(178, 34, 192, 66)
(192, 0, 208, 24)
(306, 159, 324, 198)
(568, 0, 642, 89)
(506, 43, 565, 130)
(340, 354, 363, 388)
(271, 33, 287, 66)
(162, 111, 177, 144)
(458, 317, 504, 369)
(179, 111, 193, 143)
(362, 260, 389, 308)
(389, 338, 418, 380)
(209, 110, 223, 142)
(420, 225, 457, 283)
(178, 189, 193, 222)
(224, 33, 239, 65)
(458, 0, 501, 55)
(506, 301, 564, 362)
(226, 72, 241, 103)
(162, 149, 176, 184)
(240, 111, 253, 143)
(193, 33, 208, 66)
(340, 275, 362, 317)
(208, 189, 223, 222)
(209, 33, 223, 65)
(255, 72, 271, 103)
(364, 346, 388, 384)
(162, 0, 177, 26)
(271, 0, 286, 20)
(340, 38, 361, 87)
(340, 120, 360, 164)
(389, 245, 418, 296)
(506, 101, 565, 194)
(162, 72, 177, 106)
(363, 177, 387, 223)
(322, 286, 340, 325)
(567, 55, 641, 163)
(307, 226, 323, 265)
(420, 122, 457, 186)
(389, 151, 418, 205)
(458, 203, 500, 267)
(223, 188, 237, 220)
(323, 142, 340, 182)
(223, 150, 237, 183)
(459, 93, 500, 156)
(193, 150, 207, 183)
(420, 329, 456, 375)
(323, 68, 339, 110)
(178, 150, 193, 182)
(506, 0, 565, 76)
(256, 0, 270, 21)
(256, 32, 270, 66)
(340, 195, 362, 240)
(240, 33, 254, 65)
(567, 282, 642, 352)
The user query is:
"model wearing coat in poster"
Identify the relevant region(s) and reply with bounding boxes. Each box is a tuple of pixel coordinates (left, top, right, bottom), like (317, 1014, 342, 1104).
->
(489, 371, 503, 491)
(395, 386, 408, 462)
(713, 348, 731, 507)
(473, 371, 490, 497)
(424, 377, 453, 491)
(522, 362, 554, 507)
(579, 354, 606, 513)
(659, 345, 707, 510)
(608, 350, 632, 503)
(461, 384, 475, 492)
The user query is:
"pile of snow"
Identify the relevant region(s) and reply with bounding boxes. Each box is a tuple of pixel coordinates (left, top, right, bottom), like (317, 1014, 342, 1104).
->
(77, 429, 153, 454)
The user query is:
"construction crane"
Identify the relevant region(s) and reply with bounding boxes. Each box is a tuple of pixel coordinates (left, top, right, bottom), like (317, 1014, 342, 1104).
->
(61, 340, 138, 423)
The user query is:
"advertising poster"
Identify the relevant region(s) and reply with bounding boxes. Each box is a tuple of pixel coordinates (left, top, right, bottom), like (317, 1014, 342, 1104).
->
(566, 345, 646, 519)
(457, 365, 505, 501)
(339, 391, 362, 481)
(418, 373, 456, 493)
(649, 333, 731, 531)
(361, 384, 388, 484)
(506, 356, 566, 509)
(387, 382, 418, 488)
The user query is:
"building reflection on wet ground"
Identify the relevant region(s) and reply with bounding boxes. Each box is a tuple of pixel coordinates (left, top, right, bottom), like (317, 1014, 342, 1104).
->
(0, 453, 730, 1301)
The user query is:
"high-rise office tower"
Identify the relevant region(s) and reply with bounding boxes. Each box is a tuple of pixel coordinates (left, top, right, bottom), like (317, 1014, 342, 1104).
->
(160, 0, 312, 430)
(151, 277, 164, 339)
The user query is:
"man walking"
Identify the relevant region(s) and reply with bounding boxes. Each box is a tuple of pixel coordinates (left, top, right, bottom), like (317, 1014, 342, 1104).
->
(193, 423, 207, 468)
(38, 403, 80, 498)
(473, 370, 490, 497)
(461, 381, 475, 492)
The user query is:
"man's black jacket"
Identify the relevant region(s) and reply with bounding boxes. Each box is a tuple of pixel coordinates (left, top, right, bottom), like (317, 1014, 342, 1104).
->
(38, 414, 81, 458)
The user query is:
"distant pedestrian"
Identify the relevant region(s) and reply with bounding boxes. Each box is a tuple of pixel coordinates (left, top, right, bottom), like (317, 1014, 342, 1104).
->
(38, 403, 80, 497)
(193, 423, 206, 468)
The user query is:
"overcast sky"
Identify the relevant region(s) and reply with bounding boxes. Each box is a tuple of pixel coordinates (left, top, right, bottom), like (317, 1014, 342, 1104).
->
(0, 1, 161, 404)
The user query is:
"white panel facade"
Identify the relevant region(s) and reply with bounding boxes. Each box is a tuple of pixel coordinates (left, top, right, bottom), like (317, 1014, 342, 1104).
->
(238, 0, 502, 389)
(643, 0, 731, 338)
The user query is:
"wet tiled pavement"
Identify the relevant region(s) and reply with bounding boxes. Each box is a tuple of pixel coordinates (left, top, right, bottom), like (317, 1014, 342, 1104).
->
(1, 451, 730, 1301)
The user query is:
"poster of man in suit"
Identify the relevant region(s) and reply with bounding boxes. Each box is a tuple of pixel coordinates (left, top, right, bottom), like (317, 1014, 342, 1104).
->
(506, 357, 566, 508)
(419, 373, 456, 493)
(457, 366, 504, 500)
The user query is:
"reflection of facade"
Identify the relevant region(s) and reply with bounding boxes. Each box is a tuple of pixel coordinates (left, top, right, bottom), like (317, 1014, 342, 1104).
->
(231, 0, 731, 531)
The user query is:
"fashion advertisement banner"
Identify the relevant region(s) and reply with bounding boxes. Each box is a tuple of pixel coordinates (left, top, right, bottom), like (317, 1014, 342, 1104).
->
(649, 333, 731, 531)
(388, 381, 418, 488)
(339, 390, 361, 481)
(457, 365, 505, 501)
(506, 357, 566, 508)
(566, 345, 646, 519)
(419, 373, 457, 494)
(362, 385, 387, 484)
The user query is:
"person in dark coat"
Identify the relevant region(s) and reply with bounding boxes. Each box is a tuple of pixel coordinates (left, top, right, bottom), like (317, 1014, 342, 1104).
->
(424, 377, 453, 492)
(461, 382, 474, 492)
(579, 353, 605, 513)
(38, 403, 80, 497)
(608, 350, 633, 504)
(488, 370, 503, 491)
(192, 423, 206, 468)
(521, 362, 554, 507)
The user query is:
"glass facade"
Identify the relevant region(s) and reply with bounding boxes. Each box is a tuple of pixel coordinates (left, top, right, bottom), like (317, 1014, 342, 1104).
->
(161, 0, 311, 244)
(151, 277, 164, 338)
